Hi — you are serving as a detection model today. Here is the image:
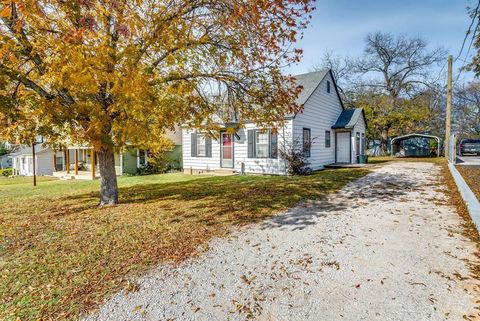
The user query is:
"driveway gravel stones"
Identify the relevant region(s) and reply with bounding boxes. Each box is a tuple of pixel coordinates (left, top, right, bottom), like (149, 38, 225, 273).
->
(84, 162, 480, 321)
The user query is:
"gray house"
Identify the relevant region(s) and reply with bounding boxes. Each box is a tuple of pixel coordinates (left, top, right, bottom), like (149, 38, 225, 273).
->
(0, 154, 11, 169)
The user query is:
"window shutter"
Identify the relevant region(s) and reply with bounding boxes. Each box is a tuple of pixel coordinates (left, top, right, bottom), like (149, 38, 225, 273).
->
(191, 133, 197, 157)
(206, 137, 212, 157)
(247, 130, 254, 158)
(270, 130, 278, 159)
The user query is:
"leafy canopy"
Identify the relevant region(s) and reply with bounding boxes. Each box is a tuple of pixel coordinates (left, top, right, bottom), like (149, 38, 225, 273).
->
(0, 0, 315, 149)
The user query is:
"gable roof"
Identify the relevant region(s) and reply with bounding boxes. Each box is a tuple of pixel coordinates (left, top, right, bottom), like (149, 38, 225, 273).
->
(182, 69, 345, 125)
(294, 70, 330, 105)
(9, 144, 51, 157)
(288, 69, 345, 120)
(332, 108, 365, 129)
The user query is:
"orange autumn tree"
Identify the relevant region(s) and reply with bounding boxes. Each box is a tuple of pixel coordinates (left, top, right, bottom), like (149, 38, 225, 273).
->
(0, 0, 315, 205)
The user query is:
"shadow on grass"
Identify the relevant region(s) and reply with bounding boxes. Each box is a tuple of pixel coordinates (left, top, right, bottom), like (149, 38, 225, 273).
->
(63, 170, 370, 227)
(44, 167, 421, 231)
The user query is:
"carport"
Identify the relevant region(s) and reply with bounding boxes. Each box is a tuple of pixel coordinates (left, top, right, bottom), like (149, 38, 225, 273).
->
(391, 133, 441, 157)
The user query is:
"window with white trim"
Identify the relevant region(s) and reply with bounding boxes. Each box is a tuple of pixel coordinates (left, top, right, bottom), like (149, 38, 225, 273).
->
(138, 150, 148, 167)
(325, 130, 331, 148)
(247, 129, 278, 159)
(196, 134, 207, 157)
(303, 128, 311, 157)
(255, 131, 270, 158)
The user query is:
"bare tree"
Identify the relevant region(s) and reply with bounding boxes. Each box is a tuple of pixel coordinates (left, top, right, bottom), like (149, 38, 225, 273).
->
(357, 32, 446, 98)
(312, 51, 357, 105)
(354, 32, 446, 152)
(454, 81, 480, 137)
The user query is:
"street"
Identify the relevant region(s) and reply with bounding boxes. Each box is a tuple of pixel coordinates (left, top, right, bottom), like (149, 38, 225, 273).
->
(457, 155, 480, 166)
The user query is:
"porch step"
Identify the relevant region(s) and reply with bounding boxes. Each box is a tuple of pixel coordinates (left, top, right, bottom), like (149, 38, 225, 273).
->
(325, 163, 375, 169)
(214, 169, 237, 175)
(58, 175, 75, 180)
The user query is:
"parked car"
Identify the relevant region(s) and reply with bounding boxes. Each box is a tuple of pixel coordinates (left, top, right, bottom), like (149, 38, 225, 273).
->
(458, 138, 480, 156)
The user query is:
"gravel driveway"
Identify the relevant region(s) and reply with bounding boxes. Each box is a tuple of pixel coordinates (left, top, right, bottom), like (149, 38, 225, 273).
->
(85, 162, 479, 321)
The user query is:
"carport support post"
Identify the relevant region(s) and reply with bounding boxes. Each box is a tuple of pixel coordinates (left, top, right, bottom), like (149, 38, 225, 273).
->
(445, 54, 452, 159)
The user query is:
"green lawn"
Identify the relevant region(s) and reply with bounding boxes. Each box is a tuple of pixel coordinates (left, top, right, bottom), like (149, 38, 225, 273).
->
(456, 166, 480, 201)
(0, 169, 369, 321)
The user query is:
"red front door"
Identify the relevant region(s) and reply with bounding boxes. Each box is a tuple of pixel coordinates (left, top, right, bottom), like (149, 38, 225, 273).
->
(221, 132, 234, 168)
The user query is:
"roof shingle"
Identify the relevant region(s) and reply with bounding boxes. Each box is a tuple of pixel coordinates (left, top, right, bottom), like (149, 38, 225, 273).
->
(332, 108, 364, 129)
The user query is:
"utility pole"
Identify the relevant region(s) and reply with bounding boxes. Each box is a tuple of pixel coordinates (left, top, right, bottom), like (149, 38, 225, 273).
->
(445, 55, 453, 159)
(32, 141, 37, 186)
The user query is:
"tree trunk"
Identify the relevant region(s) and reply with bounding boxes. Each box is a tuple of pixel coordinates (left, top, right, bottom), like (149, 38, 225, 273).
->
(97, 143, 118, 206)
(379, 129, 389, 156)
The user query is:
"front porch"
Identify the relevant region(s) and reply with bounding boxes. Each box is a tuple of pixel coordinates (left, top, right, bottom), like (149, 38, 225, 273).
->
(52, 146, 141, 180)
(53, 170, 101, 180)
(52, 147, 100, 180)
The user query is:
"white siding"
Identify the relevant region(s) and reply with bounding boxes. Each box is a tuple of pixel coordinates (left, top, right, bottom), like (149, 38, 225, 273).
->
(351, 113, 367, 164)
(182, 121, 292, 175)
(12, 156, 22, 175)
(36, 151, 54, 175)
(12, 150, 53, 176)
(165, 126, 182, 145)
(292, 72, 343, 169)
(181, 71, 363, 172)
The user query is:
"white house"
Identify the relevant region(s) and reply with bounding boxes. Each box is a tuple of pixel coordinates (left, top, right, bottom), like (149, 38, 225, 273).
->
(10, 128, 183, 179)
(182, 69, 367, 175)
(10, 144, 59, 176)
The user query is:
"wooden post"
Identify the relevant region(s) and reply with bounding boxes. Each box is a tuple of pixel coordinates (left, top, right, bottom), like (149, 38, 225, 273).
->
(32, 142, 36, 186)
(66, 148, 70, 174)
(74, 149, 79, 175)
(445, 54, 453, 159)
(91, 149, 95, 179)
(52, 149, 57, 172)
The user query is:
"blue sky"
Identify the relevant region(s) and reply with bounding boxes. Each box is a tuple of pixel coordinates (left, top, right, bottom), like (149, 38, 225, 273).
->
(286, 0, 477, 81)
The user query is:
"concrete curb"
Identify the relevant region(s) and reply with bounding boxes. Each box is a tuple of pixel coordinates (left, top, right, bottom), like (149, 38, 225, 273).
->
(448, 163, 480, 232)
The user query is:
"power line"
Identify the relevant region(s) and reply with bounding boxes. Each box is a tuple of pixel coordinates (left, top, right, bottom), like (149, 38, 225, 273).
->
(455, 0, 480, 62)
(453, 0, 480, 85)
(454, 19, 479, 85)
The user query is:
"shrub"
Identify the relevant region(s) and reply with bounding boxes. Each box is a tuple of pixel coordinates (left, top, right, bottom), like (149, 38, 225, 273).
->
(279, 137, 312, 175)
(137, 151, 181, 175)
(0, 168, 13, 177)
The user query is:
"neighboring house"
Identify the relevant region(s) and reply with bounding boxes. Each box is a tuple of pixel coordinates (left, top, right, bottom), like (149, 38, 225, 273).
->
(52, 146, 148, 179)
(10, 144, 59, 176)
(0, 154, 12, 169)
(182, 69, 367, 175)
(9, 129, 183, 179)
(10, 145, 147, 179)
(164, 128, 183, 169)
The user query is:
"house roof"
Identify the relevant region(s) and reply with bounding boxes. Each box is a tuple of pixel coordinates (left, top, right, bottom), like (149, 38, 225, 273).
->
(9, 144, 51, 157)
(182, 69, 345, 126)
(294, 69, 330, 105)
(332, 108, 364, 129)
